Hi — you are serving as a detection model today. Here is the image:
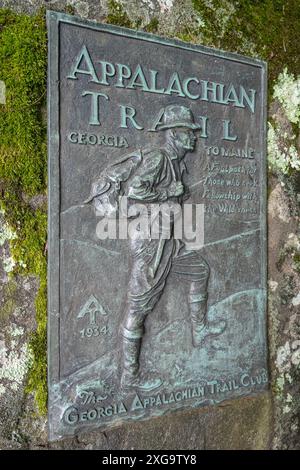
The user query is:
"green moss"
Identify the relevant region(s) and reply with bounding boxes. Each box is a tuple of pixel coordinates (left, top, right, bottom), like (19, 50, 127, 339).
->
(145, 17, 159, 33)
(190, 0, 300, 90)
(0, 8, 47, 414)
(0, 279, 17, 322)
(106, 1, 158, 32)
(65, 5, 76, 15)
(0, 9, 47, 194)
(25, 272, 47, 415)
(293, 253, 300, 273)
(106, 0, 134, 28)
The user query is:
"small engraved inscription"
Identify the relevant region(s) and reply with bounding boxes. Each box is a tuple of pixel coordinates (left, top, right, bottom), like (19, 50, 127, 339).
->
(79, 325, 109, 338)
(62, 368, 268, 426)
(68, 131, 129, 148)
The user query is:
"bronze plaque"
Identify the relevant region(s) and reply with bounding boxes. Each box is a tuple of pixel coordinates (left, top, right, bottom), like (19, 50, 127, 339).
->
(47, 11, 268, 440)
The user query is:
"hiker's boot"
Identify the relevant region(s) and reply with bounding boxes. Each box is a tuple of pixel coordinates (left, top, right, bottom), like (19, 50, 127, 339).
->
(189, 292, 226, 347)
(121, 332, 162, 392)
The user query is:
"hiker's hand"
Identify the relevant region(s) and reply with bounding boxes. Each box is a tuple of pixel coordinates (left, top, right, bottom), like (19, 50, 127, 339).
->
(168, 181, 184, 197)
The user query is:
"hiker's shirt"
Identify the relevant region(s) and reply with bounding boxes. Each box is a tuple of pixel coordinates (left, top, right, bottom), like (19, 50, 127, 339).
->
(124, 146, 188, 293)
(127, 146, 186, 205)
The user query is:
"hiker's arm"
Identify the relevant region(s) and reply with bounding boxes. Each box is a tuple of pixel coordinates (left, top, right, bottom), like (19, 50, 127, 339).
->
(127, 153, 168, 202)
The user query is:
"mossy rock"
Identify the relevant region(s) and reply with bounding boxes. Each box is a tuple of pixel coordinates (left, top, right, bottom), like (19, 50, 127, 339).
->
(0, 8, 48, 414)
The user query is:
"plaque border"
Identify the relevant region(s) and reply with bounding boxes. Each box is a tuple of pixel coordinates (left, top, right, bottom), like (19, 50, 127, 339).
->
(47, 10, 268, 440)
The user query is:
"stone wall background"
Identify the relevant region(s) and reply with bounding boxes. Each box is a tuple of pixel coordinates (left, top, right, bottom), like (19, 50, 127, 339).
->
(0, 0, 299, 449)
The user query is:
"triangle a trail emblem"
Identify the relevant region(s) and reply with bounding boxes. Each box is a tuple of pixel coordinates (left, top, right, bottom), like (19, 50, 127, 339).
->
(77, 295, 108, 324)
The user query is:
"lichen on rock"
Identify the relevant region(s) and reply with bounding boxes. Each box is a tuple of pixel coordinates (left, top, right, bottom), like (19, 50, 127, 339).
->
(268, 122, 300, 175)
(268, 67, 300, 179)
(0, 218, 17, 247)
(66, 0, 89, 18)
(0, 343, 33, 386)
(273, 68, 300, 125)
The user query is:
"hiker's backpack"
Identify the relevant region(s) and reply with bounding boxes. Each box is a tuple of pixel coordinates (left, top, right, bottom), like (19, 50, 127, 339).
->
(84, 150, 143, 217)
